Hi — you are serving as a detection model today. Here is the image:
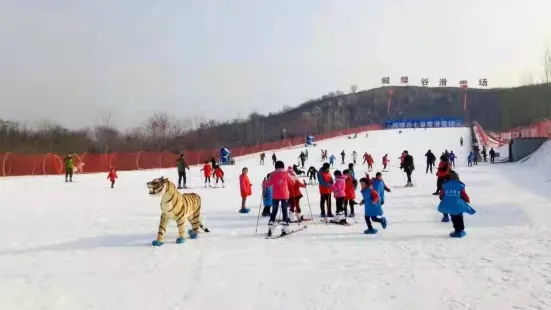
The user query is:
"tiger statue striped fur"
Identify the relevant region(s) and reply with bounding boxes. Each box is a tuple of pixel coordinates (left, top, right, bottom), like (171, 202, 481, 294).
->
(147, 176, 209, 246)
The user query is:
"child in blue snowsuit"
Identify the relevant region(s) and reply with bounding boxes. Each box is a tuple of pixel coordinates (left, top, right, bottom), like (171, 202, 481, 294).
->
(329, 155, 336, 168)
(467, 152, 473, 167)
(437, 170, 476, 238)
(261, 173, 273, 217)
(371, 172, 391, 206)
(359, 177, 387, 234)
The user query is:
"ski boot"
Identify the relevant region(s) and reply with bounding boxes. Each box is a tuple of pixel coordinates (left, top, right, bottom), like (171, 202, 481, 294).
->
(364, 228, 378, 234)
(449, 230, 466, 238)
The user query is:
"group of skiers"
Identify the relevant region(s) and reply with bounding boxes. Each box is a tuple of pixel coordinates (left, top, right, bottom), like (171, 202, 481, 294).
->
(258, 159, 392, 236)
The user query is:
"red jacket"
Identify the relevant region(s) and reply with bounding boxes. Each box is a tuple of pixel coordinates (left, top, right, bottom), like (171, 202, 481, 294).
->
(318, 170, 333, 195)
(382, 156, 390, 165)
(202, 164, 212, 177)
(239, 174, 252, 198)
(289, 177, 305, 198)
(436, 161, 450, 178)
(265, 168, 295, 200)
(107, 170, 118, 181)
(214, 167, 224, 178)
(345, 175, 356, 200)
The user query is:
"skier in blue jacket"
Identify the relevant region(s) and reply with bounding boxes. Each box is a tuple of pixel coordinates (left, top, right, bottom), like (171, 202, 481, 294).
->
(438, 170, 476, 238)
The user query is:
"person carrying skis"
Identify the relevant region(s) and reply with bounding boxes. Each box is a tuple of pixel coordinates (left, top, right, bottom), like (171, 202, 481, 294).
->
(489, 148, 496, 163)
(433, 154, 451, 197)
(317, 163, 333, 217)
(107, 167, 118, 188)
(239, 167, 252, 213)
(176, 153, 190, 189)
(425, 149, 436, 173)
(359, 177, 387, 234)
(340, 150, 346, 164)
(400, 151, 415, 187)
(437, 170, 476, 238)
(265, 161, 296, 237)
(287, 166, 307, 222)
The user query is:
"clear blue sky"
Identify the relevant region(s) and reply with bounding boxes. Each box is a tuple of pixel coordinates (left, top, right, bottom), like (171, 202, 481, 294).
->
(1, 0, 550, 129)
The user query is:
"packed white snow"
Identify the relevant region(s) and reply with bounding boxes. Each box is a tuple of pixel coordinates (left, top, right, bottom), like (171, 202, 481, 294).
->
(1, 127, 550, 310)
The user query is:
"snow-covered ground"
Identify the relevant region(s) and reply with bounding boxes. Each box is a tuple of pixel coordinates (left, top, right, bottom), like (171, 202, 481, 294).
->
(1, 127, 551, 310)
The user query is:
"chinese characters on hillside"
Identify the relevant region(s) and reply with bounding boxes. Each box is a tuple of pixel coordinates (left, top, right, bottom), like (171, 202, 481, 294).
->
(384, 118, 464, 129)
(380, 76, 488, 88)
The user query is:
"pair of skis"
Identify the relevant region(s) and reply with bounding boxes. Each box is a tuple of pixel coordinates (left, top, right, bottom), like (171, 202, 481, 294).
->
(265, 226, 308, 239)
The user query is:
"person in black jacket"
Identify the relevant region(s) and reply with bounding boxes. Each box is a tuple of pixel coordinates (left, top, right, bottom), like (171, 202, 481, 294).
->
(489, 148, 496, 163)
(400, 151, 415, 187)
(425, 149, 436, 173)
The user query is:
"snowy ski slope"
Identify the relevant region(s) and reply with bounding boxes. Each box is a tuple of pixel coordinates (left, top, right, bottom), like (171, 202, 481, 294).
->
(1, 127, 551, 310)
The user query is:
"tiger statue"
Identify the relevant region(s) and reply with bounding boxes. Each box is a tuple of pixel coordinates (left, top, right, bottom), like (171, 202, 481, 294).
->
(146, 176, 209, 246)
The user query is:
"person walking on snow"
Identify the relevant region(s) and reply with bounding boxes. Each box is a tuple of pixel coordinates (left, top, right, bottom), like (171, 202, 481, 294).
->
(400, 151, 415, 187)
(449, 151, 456, 168)
(107, 167, 118, 188)
(299, 151, 306, 168)
(340, 150, 346, 164)
(425, 149, 436, 173)
(260, 152, 266, 165)
(489, 148, 496, 163)
(434, 154, 451, 197)
(261, 173, 273, 217)
(330, 170, 348, 225)
(200, 161, 213, 187)
(352, 151, 358, 164)
(359, 177, 387, 234)
(271, 153, 277, 166)
(239, 167, 252, 213)
(467, 151, 474, 167)
(176, 154, 190, 189)
(265, 161, 296, 237)
(64, 152, 75, 182)
(363, 152, 369, 164)
(329, 154, 336, 168)
(382, 154, 390, 171)
(317, 163, 334, 217)
(437, 170, 476, 238)
(343, 169, 357, 217)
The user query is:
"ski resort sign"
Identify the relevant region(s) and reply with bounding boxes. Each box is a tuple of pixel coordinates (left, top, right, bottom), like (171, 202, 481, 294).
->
(384, 118, 464, 129)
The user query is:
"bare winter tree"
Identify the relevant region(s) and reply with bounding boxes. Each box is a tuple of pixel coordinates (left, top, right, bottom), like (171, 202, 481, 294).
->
(350, 84, 358, 93)
(544, 47, 551, 84)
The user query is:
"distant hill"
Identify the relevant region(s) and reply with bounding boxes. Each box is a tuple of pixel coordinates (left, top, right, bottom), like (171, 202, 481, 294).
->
(177, 84, 551, 150)
(2, 84, 550, 154)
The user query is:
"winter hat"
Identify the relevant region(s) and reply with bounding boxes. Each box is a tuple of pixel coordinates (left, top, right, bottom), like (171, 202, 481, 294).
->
(333, 170, 342, 177)
(322, 163, 330, 170)
(275, 161, 285, 169)
(287, 166, 296, 175)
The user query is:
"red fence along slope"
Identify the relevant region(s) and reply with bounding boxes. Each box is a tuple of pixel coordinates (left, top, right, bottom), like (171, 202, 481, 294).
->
(1, 125, 382, 177)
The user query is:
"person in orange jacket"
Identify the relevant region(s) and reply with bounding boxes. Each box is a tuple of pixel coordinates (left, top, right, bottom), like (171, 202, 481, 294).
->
(433, 154, 451, 195)
(239, 167, 252, 213)
(200, 161, 213, 187)
(287, 166, 307, 222)
(214, 165, 225, 188)
(107, 167, 118, 188)
(317, 162, 334, 217)
(367, 154, 374, 171)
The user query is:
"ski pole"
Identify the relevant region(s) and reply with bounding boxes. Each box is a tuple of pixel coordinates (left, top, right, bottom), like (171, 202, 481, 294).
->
(254, 181, 265, 235)
(304, 184, 314, 222)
